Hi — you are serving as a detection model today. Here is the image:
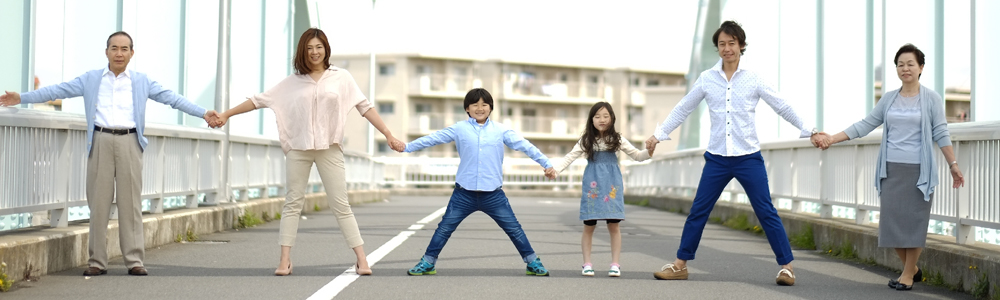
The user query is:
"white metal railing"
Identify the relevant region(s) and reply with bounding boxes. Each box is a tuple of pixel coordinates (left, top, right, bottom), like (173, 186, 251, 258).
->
(0, 108, 384, 230)
(624, 121, 1000, 245)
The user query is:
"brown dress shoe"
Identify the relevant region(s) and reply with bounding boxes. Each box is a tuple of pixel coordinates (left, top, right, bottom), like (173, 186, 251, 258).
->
(128, 266, 148, 276)
(776, 268, 795, 286)
(653, 263, 688, 280)
(83, 267, 107, 276)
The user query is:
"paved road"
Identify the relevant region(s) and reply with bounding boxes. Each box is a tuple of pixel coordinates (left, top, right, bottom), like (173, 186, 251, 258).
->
(3, 195, 972, 299)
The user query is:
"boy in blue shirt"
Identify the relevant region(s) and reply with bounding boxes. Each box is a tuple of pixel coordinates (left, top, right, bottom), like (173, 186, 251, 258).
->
(401, 88, 556, 276)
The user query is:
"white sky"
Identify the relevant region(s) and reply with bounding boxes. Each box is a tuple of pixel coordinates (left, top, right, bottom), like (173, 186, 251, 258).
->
(316, 0, 973, 89)
(316, 0, 700, 73)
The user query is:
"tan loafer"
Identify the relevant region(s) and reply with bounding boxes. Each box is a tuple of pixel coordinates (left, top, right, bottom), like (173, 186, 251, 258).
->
(776, 268, 795, 286)
(355, 264, 372, 276)
(653, 263, 688, 280)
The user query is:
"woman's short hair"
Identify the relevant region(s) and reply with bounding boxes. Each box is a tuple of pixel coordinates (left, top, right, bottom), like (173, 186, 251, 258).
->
(893, 43, 925, 78)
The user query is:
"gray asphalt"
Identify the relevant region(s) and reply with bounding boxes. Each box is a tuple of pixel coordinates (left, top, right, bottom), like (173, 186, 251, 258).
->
(2, 195, 972, 300)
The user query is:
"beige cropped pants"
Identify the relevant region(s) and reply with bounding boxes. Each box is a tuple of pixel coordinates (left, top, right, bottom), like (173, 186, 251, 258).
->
(278, 145, 364, 248)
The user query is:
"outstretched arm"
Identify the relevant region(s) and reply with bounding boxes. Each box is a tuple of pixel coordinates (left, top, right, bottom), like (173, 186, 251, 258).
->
(646, 77, 706, 152)
(3, 75, 87, 106)
(361, 109, 403, 151)
(552, 141, 585, 174)
(503, 129, 554, 178)
(214, 99, 258, 127)
(651, 77, 706, 142)
(404, 126, 456, 153)
(0, 91, 21, 107)
(756, 79, 812, 138)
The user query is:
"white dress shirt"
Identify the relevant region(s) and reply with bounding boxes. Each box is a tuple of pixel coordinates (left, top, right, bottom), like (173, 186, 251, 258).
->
(95, 67, 136, 129)
(654, 59, 812, 156)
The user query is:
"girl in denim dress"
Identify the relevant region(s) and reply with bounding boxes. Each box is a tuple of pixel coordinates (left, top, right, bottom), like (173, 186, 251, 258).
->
(552, 102, 652, 277)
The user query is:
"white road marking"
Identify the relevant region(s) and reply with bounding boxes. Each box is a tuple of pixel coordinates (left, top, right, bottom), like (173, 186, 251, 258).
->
(307, 206, 447, 300)
(417, 206, 448, 224)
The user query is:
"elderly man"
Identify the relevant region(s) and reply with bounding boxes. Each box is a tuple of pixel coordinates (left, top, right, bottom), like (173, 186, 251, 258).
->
(1, 31, 220, 276)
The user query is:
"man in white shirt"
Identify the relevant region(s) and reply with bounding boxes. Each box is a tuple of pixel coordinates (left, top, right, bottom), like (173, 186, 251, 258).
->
(1, 32, 220, 276)
(645, 21, 827, 286)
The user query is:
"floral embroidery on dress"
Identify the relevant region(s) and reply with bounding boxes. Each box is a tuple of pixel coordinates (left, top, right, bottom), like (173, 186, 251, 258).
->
(587, 181, 600, 199)
(603, 195, 610, 202)
(609, 186, 618, 199)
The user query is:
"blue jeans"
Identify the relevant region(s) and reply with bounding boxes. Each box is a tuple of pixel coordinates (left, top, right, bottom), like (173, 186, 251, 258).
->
(422, 184, 537, 264)
(677, 152, 795, 265)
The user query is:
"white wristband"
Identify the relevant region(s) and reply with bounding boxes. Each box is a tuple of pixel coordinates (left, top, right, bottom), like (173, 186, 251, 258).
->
(949, 161, 958, 167)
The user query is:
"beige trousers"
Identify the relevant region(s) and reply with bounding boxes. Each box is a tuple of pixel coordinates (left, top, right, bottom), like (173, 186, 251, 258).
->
(86, 131, 145, 269)
(279, 145, 364, 248)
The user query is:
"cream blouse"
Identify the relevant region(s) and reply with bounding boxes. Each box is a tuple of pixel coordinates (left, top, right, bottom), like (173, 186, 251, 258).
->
(250, 67, 373, 153)
(552, 136, 651, 174)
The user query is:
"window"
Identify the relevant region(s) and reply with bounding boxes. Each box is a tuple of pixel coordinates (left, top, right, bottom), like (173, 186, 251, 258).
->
(378, 102, 394, 114)
(522, 108, 536, 117)
(415, 104, 432, 113)
(453, 67, 467, 75)
(378, 64, 395, 76)
(589, 75, 599, 84)
(559, 73, 568, 82)
(416, 65, 431, 74)
(647, 79, 660, 87)
(377, 142, 389, 153)
(633, 78, 641, 86)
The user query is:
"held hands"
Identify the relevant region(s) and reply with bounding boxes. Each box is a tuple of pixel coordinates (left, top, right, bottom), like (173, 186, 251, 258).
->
(544, 167, 557, 180)
(810, 132, 832, 150)
(0, 91, 21, 107)
(645, 135, 659, 152)
(203, 110, 226, 128)
(388, 137, 405, 152)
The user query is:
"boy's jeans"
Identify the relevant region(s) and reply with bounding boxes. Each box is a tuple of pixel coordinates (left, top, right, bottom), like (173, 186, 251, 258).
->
(422, 184, 537, 264)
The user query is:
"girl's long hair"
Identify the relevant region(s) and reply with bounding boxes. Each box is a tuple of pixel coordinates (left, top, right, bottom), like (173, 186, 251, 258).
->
(581, 101, 620, 161)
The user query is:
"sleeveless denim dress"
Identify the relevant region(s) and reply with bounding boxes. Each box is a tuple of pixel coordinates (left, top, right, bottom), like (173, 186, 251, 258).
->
(579, 151, 625, 220)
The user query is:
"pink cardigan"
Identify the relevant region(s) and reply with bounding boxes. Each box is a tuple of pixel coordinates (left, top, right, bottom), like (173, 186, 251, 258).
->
(250, 67, 373, 153)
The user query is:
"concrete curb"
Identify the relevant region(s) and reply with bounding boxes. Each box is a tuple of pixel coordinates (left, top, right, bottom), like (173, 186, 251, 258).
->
(0, 189, 389, 279)
(625, 194, 1000, 295)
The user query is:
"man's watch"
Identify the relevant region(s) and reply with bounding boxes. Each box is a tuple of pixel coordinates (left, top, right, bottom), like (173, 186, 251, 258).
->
(810, 128, 819, 136)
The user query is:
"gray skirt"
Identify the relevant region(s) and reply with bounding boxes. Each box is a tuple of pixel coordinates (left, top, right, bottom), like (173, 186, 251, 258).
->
(878, 162, 933, 248)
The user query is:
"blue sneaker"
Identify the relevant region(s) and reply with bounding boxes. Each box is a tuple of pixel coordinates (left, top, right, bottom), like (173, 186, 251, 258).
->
(526, 257, 549, 276)
(407, 258, 436, 276)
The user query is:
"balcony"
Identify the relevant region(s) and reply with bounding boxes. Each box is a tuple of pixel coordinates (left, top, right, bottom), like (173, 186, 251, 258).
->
(409, 74, 481, 97)
(501, 116, 587, 140)
(502, 79, 608, 103)
(409, 112, 466, 134)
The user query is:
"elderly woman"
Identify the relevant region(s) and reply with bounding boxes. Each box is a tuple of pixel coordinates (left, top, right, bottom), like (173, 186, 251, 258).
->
(216, 28, 402, 276)
(817, 43, 965, 291)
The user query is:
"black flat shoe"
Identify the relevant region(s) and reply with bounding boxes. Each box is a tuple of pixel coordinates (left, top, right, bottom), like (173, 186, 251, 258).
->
(896, 282, 913, 291)
(913, 269, 922, 282)
(888, 279, 899, 289)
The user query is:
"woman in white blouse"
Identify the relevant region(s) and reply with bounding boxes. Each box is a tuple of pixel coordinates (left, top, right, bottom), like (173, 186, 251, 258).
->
(216, 28, 403, 276)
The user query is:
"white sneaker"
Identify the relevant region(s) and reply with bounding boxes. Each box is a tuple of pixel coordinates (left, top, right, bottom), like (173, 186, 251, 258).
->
(582, 263, 594, 276)
(609, 264, 621, 277)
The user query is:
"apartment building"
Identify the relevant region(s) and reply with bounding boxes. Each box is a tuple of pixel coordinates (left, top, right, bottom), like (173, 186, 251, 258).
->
(330, 54, 686, 182)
